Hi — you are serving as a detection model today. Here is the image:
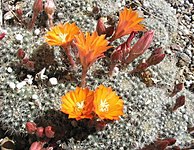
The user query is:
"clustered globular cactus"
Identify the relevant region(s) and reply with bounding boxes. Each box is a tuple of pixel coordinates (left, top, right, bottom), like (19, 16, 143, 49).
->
(3, 3, 190, 149)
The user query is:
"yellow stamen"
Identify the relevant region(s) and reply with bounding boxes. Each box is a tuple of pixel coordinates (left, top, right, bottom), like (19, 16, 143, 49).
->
(76, 101, 84, 110)
(100, 99, 109, 112)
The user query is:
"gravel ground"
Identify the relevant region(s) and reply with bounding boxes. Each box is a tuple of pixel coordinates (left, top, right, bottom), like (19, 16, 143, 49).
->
(0, 0, 194, 149)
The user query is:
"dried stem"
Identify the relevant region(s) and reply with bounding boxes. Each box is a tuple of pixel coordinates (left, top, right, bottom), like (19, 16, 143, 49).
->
(62, 45, 76, 69)
(81, 67, 87, 87)
(28, 13, 38, 30)
(109, 63, 116, 76)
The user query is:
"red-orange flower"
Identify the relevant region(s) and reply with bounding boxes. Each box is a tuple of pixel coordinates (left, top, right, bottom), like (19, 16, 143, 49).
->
(61, 87, 94, 120)
(44, 22, 80, 46)
(93, 85, 124, 120)
(111, 7, 145, 41)
(75, 31, 112, 69)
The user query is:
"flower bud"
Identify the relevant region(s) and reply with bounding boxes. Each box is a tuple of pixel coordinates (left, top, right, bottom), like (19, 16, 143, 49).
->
(22, 57, 29, 64)
(44, 0, 56, 27)
(126, 32, 136, 48)
(17, 49, 25, 59)
(36, 127, 44, 138)
(44, 0, 56, 19)
(170, 83, 184, 97)
(126, 30, 154, 64)
(28, 0, 43, 30)
(0, 32, 6, 40)
(45, 126, 55, 138)
(172, 95, 185, 111)
(146, 48, 165, 66)
(96, 18, 114, 38)
(30, 141, 43, 150)
(25, 61, 35, 70)
(129, 60, 148, 74)
(26, 122, 37, 134)
(33, 0, 43, 15)
(96, 18, 106, 36)
(16, 9, 23, 20)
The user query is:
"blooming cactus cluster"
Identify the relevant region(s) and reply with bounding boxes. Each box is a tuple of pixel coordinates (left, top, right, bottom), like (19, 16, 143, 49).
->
(61, 85, 124, 121)
(19, 6, 169, 148)
(43, 7, 157, 87)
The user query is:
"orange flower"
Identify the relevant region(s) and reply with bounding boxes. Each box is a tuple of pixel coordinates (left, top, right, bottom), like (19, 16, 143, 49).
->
(44, 22, 80, 46)
(111, 7, 145, 41)
(61, 87, 94, 120)
(93, 85, 124, 120)
(75, 31, 112, 69)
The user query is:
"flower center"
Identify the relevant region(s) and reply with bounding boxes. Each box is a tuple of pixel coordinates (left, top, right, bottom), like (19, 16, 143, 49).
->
(99, 99, 109, 112)
(76, 101, 84, 110)
(59, 33, 67, 43)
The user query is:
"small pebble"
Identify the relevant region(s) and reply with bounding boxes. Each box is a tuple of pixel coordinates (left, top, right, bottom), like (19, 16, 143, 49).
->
(57, 12, 64, 19)
(34, 29, 40, 35)
(16, 81, 26, 89)
(48, 77, 58, 86)
(15, 34, 23, 42)
(7, 67, 13, 73)
(32, 94, 39, 100)
(8, 82, 15, 90)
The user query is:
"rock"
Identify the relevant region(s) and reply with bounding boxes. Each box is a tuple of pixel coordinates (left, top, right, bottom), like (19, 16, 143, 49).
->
(7, 67, 13, 73)
(8, 82, 15, 90)
(57, 12, 64, 19)
(48, 77, 58, 86)
(32, 94, 39, 100)
(15, 34, 23, 42)
(34, 29, 40, 35)
(16, 81, 26, 89)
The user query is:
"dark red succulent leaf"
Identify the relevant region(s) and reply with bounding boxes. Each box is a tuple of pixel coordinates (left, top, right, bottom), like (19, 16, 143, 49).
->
(172, 95, 185, 111)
